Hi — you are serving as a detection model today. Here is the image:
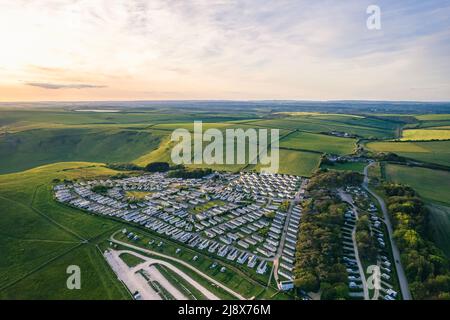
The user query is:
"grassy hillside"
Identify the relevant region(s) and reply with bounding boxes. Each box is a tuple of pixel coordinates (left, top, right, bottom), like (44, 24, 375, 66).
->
(366, 140, 450, 167)
(0, 162, 131, 299)
(0, 128, 165, 173)
(426, 204, 450, 258)
(385, 164, 450, 206)
(250, 149, 321, 177)
(384, 164, 450, 258)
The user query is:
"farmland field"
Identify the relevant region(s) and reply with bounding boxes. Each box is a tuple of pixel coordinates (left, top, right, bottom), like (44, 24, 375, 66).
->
(426, 204, 450, 258)
(279, 131, 356, 155)
(248, 117, 396, 139)
(251, 149, 321, 177)
(415, 114, 450, 121)
(384, 164, 450, 258)
(366, 140, 450, 167)
(384, 164, 450, 206)
(401, 129, 450, 141)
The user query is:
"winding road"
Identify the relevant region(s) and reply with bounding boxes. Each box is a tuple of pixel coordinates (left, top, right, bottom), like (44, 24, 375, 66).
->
(363, 163, 411, 300)
(339, 190, 369, 300)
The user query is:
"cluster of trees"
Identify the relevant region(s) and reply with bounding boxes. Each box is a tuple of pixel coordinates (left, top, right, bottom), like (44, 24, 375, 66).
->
(110, 173, 130, 180)
(106, 162, 142, 171)
(92, 185, 111, 194)
(383, 183, 450, 299)
(107, 162, 200, 176)
(294, 172, 357, 299)
(279, 200, 290, 212)
(168, 167, 212, 179)
(307, 170, 363, 191)
(144, 162, 170, 172)
(294, 191, 348, 299)
(374, 152, 407, 163)
(355, 214, 378, 263)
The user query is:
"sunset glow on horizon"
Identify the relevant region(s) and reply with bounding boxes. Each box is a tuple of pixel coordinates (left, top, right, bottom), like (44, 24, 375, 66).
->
(0, 0, 449, 102)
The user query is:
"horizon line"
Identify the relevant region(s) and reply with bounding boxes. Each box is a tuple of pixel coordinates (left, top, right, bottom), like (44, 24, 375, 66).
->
(1, 99, 450, 104)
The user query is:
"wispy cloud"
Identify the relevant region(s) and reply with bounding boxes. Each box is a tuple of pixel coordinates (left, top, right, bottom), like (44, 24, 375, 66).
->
(0, 0, 449, 101)
(26, 82, 106, 90)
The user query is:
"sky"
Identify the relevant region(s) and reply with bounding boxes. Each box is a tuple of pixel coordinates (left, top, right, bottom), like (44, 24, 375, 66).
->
(0, 0, 449, 102)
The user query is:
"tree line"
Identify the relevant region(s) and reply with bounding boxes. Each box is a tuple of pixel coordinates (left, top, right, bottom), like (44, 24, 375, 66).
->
(294, 171, 363, 299)
(383, 183, 450, 299)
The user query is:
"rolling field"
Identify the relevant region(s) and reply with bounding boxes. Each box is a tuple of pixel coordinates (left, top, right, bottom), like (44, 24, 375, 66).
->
(0, 128, 165, 174)
(279, 131, 356, 155)
(247, 114, 398, 139)
(384, 164, 450, 257)
(384, 164, 450, 206)
(0, 162, 133, 299)
(415, 114, 450, 121)
(401, 129, 450, 141)
(366, 140, 450, 167)
(426, 204, 450, 258)
(251, 149, 321, 177)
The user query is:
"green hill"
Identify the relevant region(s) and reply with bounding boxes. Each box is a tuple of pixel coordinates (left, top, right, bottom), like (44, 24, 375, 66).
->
(0, 128, 165, 173)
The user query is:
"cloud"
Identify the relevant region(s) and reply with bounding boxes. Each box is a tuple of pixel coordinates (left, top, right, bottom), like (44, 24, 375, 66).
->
(1, 1, 449, 100)
(25, 82, 106, 90)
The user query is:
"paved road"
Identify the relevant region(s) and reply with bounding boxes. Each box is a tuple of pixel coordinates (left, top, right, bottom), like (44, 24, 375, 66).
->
(142, 265, 188, 300)
(110, 232, 246, 300)
(339, 190, 369, 300)
(104, 250, 162, 300)
(363, 163, 412, 300)
(272, 179, 307, 285)
(128, 251, 219, 300)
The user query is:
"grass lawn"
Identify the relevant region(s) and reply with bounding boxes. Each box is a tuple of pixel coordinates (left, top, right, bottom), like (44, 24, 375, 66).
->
(125, 191, 153, 200)
(119, 252, 145, 268)
(153, 264, 206, 300)
(189, 200, 226, 214)
(0, 244, 130, 300)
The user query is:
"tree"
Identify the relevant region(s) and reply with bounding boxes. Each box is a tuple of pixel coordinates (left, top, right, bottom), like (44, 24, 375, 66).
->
(294, 272, 319, 292)
(145, 162, 170, 172)
(92, 185, 110, 194)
